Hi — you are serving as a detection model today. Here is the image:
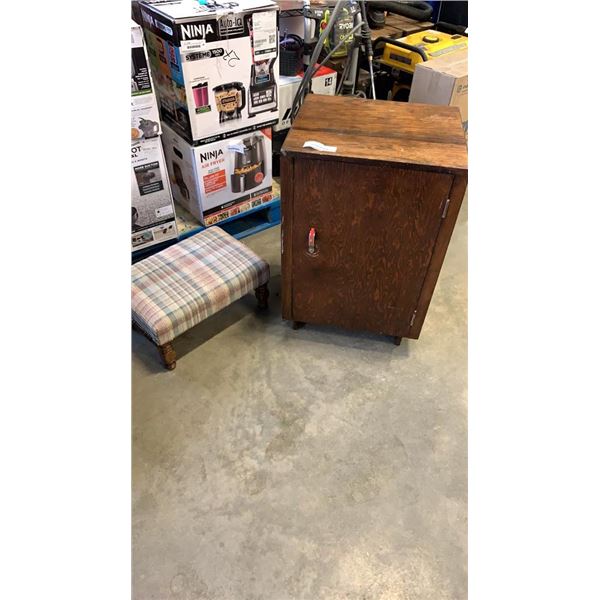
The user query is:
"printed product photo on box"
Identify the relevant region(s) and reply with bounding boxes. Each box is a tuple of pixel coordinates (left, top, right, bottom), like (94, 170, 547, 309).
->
(162, 123, 273, 226)
(131, 137, 178, 251)
(274, 64, 337, 132)
(140, 0, 279, 145)
(131, 20, 161, 141)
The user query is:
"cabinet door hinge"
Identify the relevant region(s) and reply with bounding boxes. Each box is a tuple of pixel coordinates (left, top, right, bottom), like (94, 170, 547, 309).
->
(409, 310, 417, 328)
(442, 198, 450, 219)
(441, 198, 451, 219)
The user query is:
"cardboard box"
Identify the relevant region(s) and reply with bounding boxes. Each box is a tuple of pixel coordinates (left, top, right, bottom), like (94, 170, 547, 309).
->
(274, 64, 337, 132)
(131, 137, 178, 251)
(162, 123, 273, 225)
(131, 20, 162, 141)
(140, 0, 279, 145)
(409, 48, 468, 136)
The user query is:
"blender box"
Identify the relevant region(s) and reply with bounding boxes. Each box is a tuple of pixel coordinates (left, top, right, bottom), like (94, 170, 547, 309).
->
(140, 0, 279, 145)
(162, 122, 273, 225)
(131, 137, 178, 251)
(131, 20, 161, 141)
(274, 64, 337, 132)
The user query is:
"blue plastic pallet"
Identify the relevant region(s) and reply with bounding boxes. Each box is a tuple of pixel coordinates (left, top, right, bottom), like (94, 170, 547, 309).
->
(132, 197, 280, 263)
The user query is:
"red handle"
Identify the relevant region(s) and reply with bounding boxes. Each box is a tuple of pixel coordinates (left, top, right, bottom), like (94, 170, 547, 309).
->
(308, 227, 316, 254)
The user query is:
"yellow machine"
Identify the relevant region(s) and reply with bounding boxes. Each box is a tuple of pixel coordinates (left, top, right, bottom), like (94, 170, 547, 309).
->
(377, 30, 468, 74)
(372, 29, 468, 101)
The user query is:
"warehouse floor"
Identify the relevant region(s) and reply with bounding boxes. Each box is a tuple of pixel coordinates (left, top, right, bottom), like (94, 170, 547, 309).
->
(132, 196, 467, 600)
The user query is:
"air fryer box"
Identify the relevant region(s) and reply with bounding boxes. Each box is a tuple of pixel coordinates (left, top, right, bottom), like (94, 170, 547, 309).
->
(131, 137, 178, 251)
(140, 0, 279, 145)
(274, 64, 337, 132)
(409, 48, 468, 137)
(162, 122, 273, 226)
(131, 20, 161, 141)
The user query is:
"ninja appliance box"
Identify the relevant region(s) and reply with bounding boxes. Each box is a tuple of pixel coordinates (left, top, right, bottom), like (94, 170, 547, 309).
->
(131, 20, 161, 141)
(162, 123, 273, 226)
(140, 0, 279, 145)
(131, 137, 178, 251)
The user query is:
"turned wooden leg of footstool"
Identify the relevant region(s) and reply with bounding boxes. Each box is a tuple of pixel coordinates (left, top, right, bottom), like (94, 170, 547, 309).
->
(159, 342, 177, 370)
(255, 283, 269, 310)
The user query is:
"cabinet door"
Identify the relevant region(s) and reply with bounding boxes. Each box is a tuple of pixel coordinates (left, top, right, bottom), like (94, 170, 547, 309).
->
(290, 158, 453, 337)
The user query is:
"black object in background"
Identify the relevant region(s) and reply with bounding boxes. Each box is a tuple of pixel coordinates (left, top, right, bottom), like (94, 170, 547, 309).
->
(131, 0, 143, 25)
(272, 129, 288, 178)
(437, 1, 468, 28)
(280, 33, 303, 76)
(367, 1, 433, 28)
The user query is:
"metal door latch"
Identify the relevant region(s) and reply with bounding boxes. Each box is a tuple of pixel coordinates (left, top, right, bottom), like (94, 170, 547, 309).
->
(308, 227, 316, 254)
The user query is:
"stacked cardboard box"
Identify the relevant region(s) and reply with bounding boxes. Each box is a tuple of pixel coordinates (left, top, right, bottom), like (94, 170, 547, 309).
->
(131, 20, 178, 251)
(408, 48, 468, 138)
(275, 64, 337, 132)
(163, 124, 274, 226)
(140, 0, 279, 225)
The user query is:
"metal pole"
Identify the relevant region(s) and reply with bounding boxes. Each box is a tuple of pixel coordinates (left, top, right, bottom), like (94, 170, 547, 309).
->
(302, 0, 312, 71)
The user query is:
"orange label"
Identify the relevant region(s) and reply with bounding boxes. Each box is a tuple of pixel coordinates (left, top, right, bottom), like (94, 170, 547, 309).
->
(203, 169, 227, 194)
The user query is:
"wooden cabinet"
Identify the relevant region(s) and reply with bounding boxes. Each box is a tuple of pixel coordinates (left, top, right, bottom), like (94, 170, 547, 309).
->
(280, 94, 468, 343)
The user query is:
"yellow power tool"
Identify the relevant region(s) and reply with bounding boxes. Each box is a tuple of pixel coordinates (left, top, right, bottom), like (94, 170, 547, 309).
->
(375, 29, 468, 74)
(371, 29, 468, 101)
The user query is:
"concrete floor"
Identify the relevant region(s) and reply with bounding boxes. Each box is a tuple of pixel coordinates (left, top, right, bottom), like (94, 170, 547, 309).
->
(132, 197, 467, 600)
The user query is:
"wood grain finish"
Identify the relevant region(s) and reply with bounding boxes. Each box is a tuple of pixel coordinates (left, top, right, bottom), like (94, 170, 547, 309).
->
(410, 174, 468, 337)
(290, 158, 452, 337)
(282, 95, 467, 174)
(255, 283, 270, 310)
(133, 320, 177, 370)
(280, 155, 294, 321)
(281, 95, 467, 341)
(159, 342, 176, 370)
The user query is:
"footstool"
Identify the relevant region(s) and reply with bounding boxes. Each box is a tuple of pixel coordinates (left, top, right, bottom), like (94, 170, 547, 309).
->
(132, 227, 270, 370)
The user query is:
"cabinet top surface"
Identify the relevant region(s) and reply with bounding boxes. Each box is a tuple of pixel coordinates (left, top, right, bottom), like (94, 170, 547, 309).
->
(281, 95, 468, 174)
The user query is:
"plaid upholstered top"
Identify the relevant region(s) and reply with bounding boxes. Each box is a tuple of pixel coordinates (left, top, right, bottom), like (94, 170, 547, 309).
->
(132, 227, 270, 345)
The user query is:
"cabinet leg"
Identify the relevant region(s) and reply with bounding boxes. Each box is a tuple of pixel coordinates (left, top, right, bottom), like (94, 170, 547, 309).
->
(393, 336, 402, 346)
(255, 283, 269, 310)
(159, 342, 177, 370)
(292, 321, 306, 330)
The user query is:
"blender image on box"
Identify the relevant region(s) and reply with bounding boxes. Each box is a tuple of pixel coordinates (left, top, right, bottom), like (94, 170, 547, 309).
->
(230, 135, 265, 193)
(248, 16, 278, 117)
(140, 0, 279, 145)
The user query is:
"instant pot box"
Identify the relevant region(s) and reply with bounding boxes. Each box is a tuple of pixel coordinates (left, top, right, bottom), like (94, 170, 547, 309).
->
(409, 48, 468, 137)
(131, 20, 161, 140)
(140, 0, 279, 145)
(131, 137, 178, 251)
(162, 123, 273, 225)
